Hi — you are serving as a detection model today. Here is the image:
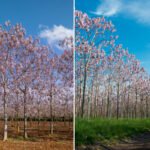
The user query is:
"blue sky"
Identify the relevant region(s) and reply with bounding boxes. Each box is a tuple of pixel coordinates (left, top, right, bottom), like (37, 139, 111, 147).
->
(0, 0, 73, 52)
(76, 0, 150, 74)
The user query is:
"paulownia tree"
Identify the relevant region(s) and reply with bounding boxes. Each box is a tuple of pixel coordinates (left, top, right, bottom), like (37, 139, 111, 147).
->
(75, 10, 117, 117)
(75, 11, 150, 119)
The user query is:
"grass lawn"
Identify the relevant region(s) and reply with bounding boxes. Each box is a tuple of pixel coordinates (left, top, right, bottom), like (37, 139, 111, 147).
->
(75, 118, 150, 146)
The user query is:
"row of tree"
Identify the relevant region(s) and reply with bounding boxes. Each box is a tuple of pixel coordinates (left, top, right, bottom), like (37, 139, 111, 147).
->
(0, 22, 73, 140)
(75, 10, 150, 119)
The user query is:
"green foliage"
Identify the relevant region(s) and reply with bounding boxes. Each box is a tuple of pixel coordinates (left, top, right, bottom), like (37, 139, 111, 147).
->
(75, 118, 150, 146)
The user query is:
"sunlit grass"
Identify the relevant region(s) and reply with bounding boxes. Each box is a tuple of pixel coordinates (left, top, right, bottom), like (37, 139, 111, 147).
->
(75, 118, 150, 146)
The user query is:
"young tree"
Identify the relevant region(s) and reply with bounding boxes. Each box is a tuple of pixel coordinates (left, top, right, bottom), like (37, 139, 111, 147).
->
(75, 10, 117, 117)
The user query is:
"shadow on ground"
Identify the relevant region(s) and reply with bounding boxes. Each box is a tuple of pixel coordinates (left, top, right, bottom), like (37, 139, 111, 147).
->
(76, 132, 150, 150)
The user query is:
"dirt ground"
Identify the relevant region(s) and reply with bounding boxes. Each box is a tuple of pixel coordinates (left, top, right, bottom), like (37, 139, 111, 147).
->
(0, 121, 73, 150)
(111, 132, 150, 150)
(76, 132, 150, 150)
(0, 140, 73, 150)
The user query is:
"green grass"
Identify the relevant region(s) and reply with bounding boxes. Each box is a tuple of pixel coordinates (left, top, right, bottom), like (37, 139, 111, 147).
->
(75, 118, 150, 146)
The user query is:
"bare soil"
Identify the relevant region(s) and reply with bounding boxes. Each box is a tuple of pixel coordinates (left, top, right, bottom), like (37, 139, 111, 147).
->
(76, 132, 150, 150)
(111, 132, 150, 150)
(0, 121, 73, 150)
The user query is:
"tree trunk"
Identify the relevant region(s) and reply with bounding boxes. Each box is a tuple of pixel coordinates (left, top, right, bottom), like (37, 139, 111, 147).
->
(101, 98, 104, 117)
(94, 84, 98, 118)
(87, 96, 91, 120)
(38, 105, 40, 136)
(135, 88, 138, 118)
(23, 89, 28, 139)
(81, 67, 87, 118)
(49, 91, 53, 135)
(106, 86, 110, 118)
(146, 96, 149, 118)
(127, 90, 130, 118)
(16, 94, 20, 133)
(116, 83, 120, 119)
(3, 85, 8, 141)
(78, 65, 82, 117)
(17, 111, 20, 133)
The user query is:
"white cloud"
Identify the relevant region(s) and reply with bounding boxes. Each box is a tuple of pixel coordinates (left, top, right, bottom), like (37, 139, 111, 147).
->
(39, 25, 73, 47)
(92, 0, 150, 25)
(92, 0, 121, 16)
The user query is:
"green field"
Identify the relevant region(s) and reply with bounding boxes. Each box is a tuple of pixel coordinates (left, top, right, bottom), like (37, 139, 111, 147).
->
(75, 118, 150, 146)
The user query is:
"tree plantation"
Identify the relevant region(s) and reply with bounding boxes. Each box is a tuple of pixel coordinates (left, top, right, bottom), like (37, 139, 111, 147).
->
(0, 21, 73, 144)
(75, 11, 150, 119)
